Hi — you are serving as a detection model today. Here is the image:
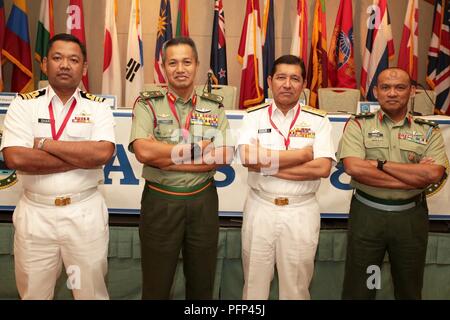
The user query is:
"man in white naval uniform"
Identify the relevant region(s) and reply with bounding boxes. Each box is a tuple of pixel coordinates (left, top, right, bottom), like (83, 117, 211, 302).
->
(238, 55, 336, 300)
(1, 34, 115, 299)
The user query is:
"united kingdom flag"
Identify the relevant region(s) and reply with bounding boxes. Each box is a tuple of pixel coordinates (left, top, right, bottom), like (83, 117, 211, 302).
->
(210, 0, 228, 85)
(427, 0, 450, 115)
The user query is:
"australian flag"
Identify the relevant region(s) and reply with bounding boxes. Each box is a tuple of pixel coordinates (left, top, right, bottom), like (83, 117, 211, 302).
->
(210, 0, 228, 85)
(154, 0, 173, 83)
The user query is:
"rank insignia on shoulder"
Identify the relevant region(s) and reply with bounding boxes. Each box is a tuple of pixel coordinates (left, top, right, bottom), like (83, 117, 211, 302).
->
(200, 92, 223, 104)
(246, 102, 270, 113)
(80, 91, 105, 103)
(140, 90, 164, 100)
(355, 112, 375, 119)
(301, 105, 327, 117)
(414, 118, 438, 128)
(18, 89, 46, 100)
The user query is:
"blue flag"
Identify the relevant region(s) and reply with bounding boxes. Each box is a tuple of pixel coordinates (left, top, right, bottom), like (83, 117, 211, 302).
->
(210, 0, 228, 85)
(154, 0, 173, 83)
(262, 0, 274, 98)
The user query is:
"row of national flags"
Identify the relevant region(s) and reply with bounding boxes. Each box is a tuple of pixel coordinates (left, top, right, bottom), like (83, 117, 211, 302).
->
(0, 1, 448, 114)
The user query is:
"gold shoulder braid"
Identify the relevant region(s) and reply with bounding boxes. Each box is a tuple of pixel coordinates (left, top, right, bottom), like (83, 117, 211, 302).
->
(80, 91, 106, 103)
(18, 89, 46, 100)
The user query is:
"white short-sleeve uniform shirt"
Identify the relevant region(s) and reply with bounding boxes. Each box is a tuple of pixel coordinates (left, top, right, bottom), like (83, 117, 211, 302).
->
(0, 86, 115, 196)
(237, 102, 336, 197)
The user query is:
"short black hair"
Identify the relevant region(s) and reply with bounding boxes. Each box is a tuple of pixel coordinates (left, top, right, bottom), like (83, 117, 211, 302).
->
(270, 55, 306, 80)
(162, 37, 199, 63)
(47, 33, 87, 61)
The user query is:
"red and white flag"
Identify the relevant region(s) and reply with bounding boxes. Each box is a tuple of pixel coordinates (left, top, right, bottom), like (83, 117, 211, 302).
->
(237, 0, 264, 109)
(66, 0, 89, 91)
(398, 0, 418, 82)
(102, 0, 122, 106)
(360, 0, 395, 101)
(290, 0, 308, 67)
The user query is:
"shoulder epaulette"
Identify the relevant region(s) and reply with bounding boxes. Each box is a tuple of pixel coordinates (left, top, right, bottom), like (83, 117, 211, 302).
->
(140, 90, 165, 100)
(301, 105, 327, 117)
(414, 117, 438, 128)
(80, 91, 105, 103)
(18, 89, 46, 100)
(246, 102, 270, 113)
(354, 112, 375, 119)
(200, 92, 223, 104)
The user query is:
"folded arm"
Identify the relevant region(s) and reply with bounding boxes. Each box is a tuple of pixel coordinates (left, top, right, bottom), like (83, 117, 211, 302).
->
(238, 144, 313, 171)
(3, 146, 77, 174)
(343, 157, 417, 190)
(272, 158, 333, 181)
(161, 146, 234, 172)
(37, 138, 115, 169)
(372, 159, 445, 189)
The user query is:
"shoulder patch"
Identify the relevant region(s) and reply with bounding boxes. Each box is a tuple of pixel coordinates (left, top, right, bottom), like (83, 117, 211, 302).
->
(246, 102, 270, 113)
(200, 92, 223, 104)
(414, 117, 438, 128)
(140, 90, 165, 100)
(18, 89, 46, 100)
(301, 105, 327, 117)
(80, 91, 105, 103)
(354, 112, 375, 119)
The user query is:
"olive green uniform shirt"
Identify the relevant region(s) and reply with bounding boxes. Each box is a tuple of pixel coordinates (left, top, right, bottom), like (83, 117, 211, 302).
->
(337, 109, 448, 200)
(129, 88, 231, 187)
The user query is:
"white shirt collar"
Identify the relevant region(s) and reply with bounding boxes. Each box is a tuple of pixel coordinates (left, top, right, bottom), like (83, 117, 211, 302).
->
(46, 85, 81, 108)
(271, 101, 300, 119)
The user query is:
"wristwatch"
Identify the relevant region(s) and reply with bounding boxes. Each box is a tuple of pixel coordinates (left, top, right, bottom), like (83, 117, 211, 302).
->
(37, 138, 47, 150)
(190, 143, 202, 160)
(377, 159, 387, 171)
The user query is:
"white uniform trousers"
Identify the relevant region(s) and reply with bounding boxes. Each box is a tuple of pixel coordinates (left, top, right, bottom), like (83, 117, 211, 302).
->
(13, 191, 109, 300)
(242, 189, 320, 300)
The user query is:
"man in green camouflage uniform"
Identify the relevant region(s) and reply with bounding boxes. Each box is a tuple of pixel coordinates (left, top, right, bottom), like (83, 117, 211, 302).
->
(338, 68, 448, 299)
(129, 37, 233, 299)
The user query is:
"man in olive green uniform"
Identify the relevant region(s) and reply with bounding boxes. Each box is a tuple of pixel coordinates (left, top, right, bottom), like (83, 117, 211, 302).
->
(338, 68, 448, 299)
(129, 37, 233, 299)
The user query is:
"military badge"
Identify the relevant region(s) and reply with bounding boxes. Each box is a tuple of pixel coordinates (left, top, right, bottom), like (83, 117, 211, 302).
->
(289, 127, 315, 138)
(190, 113, 219, 127)
(398, 131, 427, 145)
(368, 129, 384, 139)
(195, 107, 212, 114)
(72, 111, 92, 123)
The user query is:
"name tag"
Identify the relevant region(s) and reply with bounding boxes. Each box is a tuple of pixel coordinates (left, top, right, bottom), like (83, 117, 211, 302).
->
(158, 119, 173, 124)
(258, 128, 271, 134)
(38, 118, 51, 124)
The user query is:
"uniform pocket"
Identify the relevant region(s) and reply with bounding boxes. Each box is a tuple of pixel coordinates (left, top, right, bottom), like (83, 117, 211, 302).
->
(66, 123, 93, 139)
(289, 137, 313, 149)
(32, 121, 51, 138)
(399, 140, 426, 163)
(364, 139, 389, 160)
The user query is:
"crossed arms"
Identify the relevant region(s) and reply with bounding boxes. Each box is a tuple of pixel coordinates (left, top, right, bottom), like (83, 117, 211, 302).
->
(132, 135, 234, 173)
(238, 142, 332, 181)
(342, 157, 445, 190)
(3, 139, 115, 174)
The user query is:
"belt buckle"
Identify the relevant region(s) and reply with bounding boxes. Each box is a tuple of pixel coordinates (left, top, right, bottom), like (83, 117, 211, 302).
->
(54, 196, 71, 206)
(274, 197, 289, 206)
